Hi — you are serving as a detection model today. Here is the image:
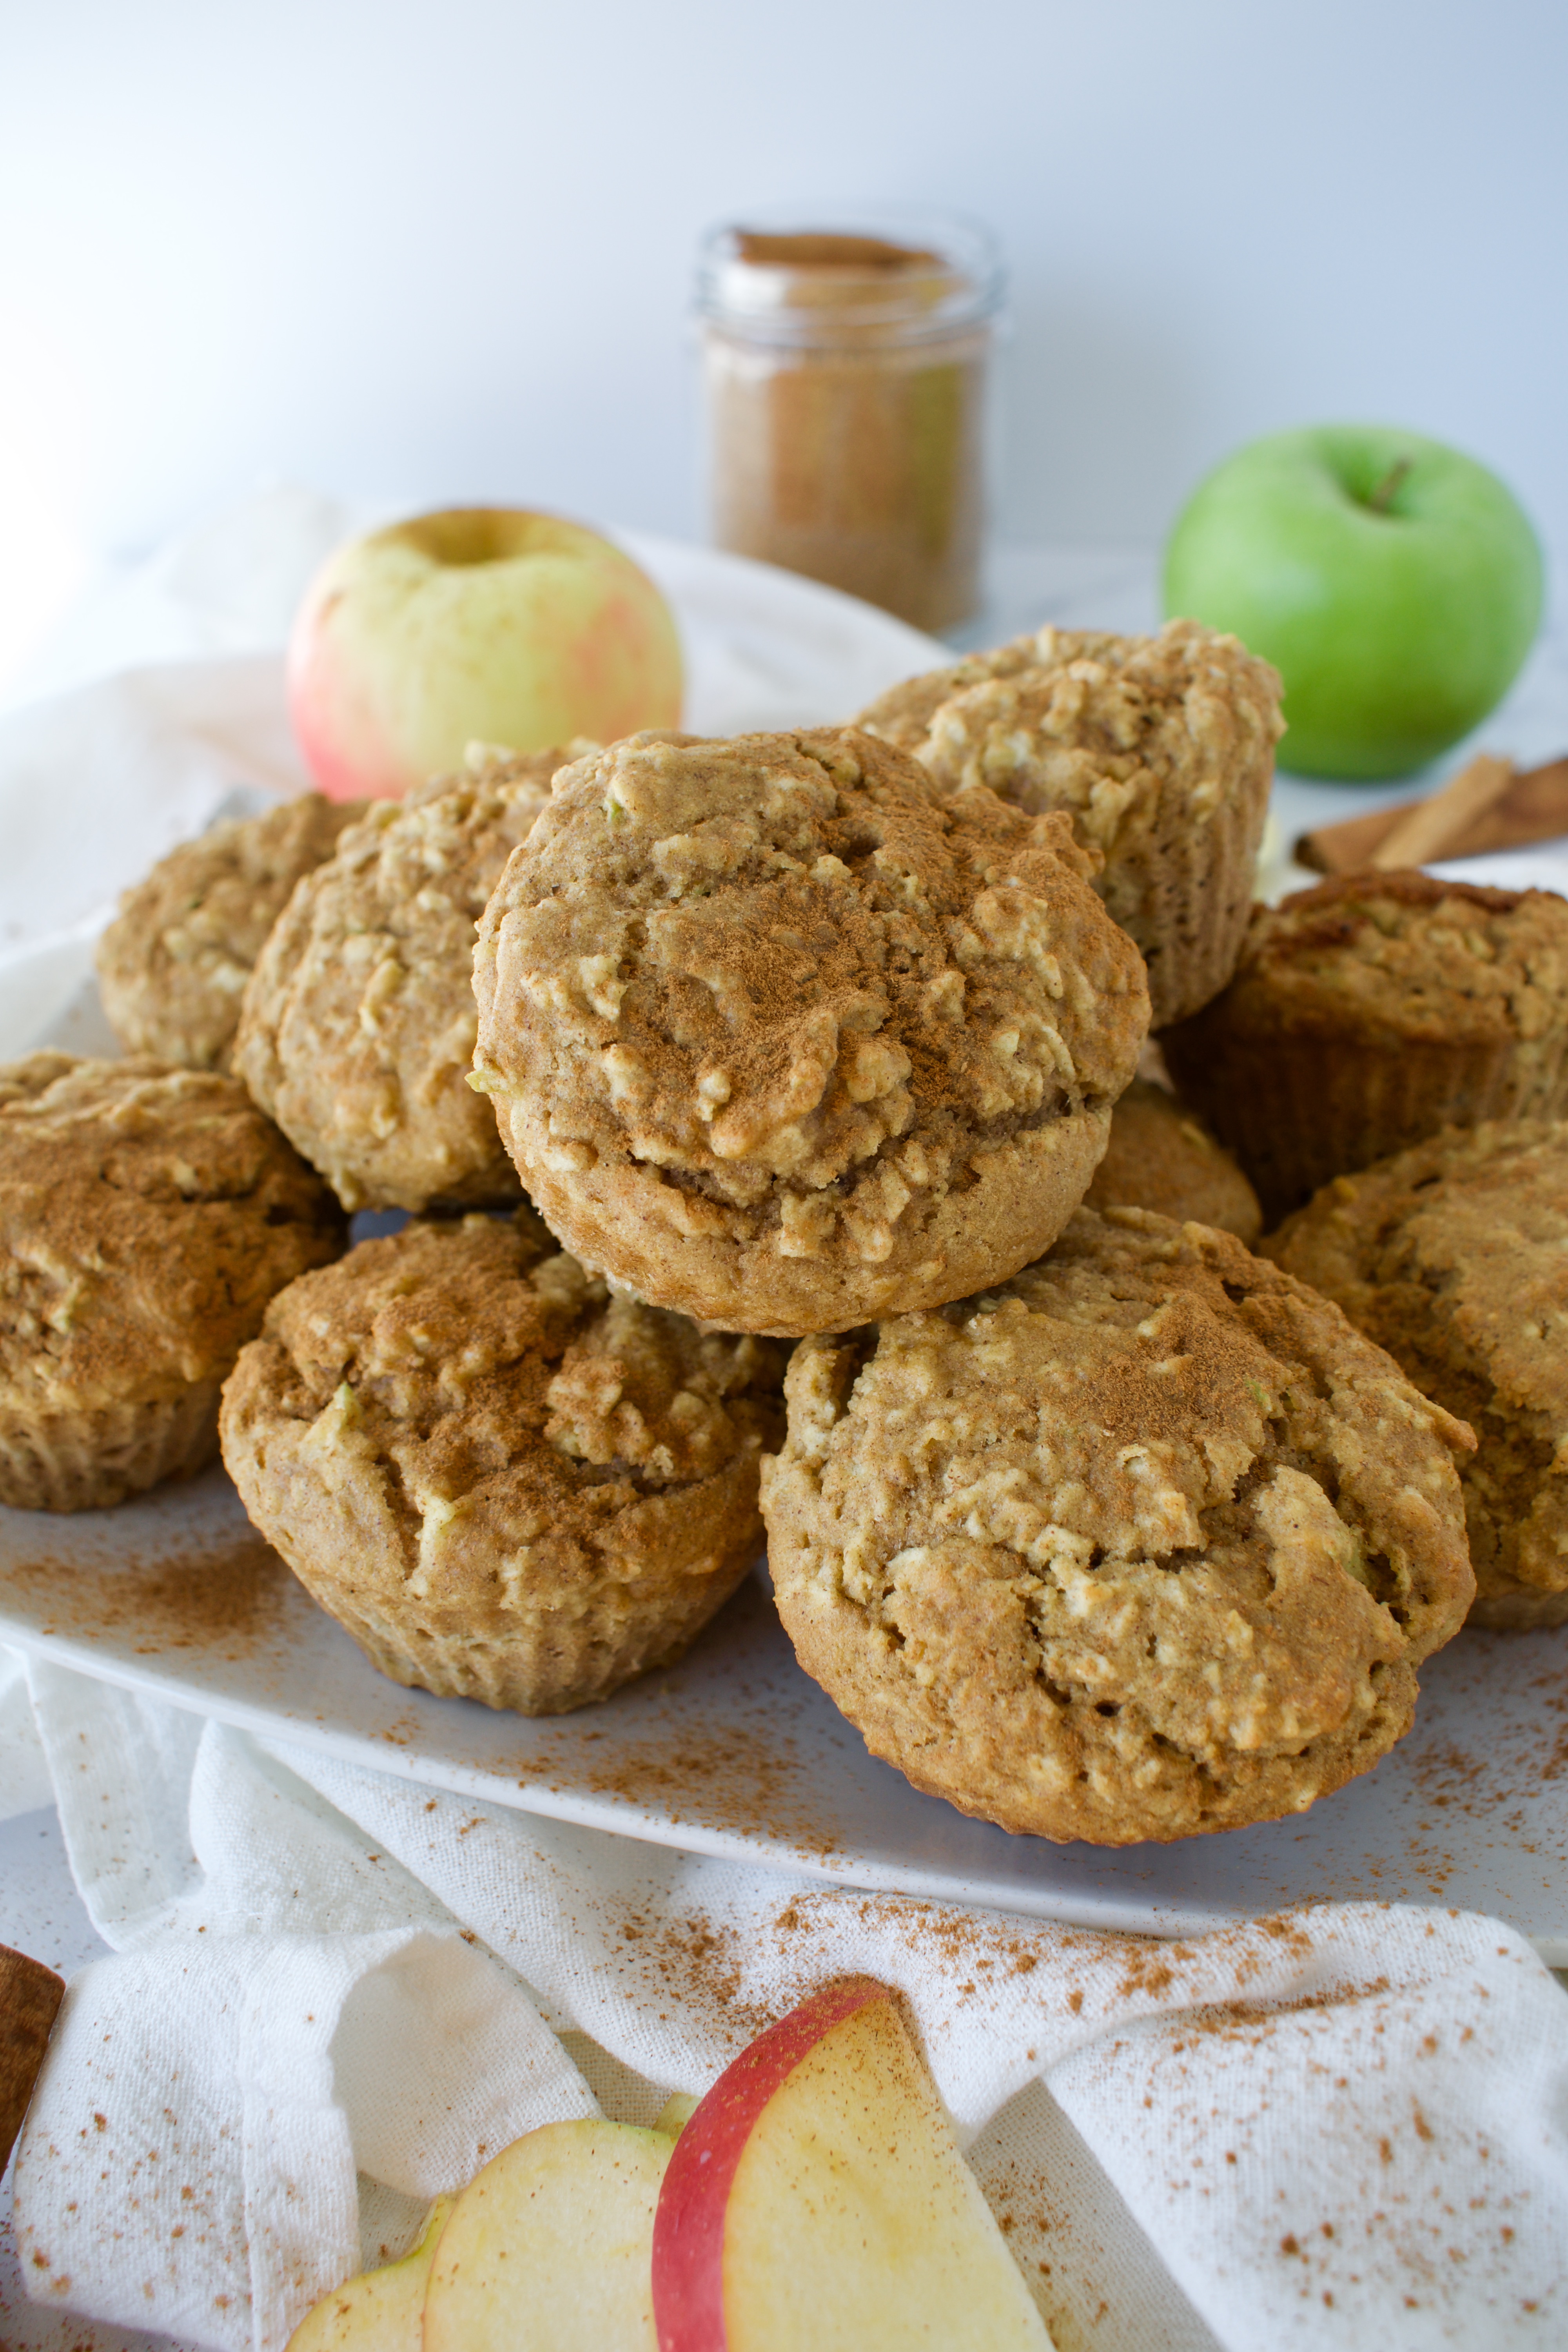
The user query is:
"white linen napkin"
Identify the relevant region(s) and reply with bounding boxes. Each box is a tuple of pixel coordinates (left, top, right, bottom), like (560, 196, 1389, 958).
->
(7, 1654, 1567, 2352)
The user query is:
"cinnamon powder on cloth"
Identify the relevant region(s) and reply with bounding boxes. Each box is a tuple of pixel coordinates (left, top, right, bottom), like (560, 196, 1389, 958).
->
(11, 1658, 1568, 2352)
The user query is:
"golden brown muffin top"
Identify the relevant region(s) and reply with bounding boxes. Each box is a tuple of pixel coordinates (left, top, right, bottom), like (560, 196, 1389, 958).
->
(766, 1209, 1473, 1840)
(854, 619, 1283, 862)
(234, 748, 576, 1212)
(1203, 871, 1568, 1047)
(1082, 1077, 1262, 1241)
(472, 728, 1148, 1268)
(1265, 1118, 1568, 1438)
(0, 1053, 343, 1415)
(250, 1210, 785, 1526)
(95, 792, 368, 1071)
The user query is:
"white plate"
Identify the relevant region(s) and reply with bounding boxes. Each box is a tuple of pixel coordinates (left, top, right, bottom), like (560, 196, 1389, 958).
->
(2, 1466, 1565, 1958)
(3, 712, 1568, 1955)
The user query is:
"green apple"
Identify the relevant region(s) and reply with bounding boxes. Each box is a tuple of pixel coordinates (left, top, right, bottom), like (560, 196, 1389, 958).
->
(1163, 425, 1543, 780)
(289, 508, 684, 800)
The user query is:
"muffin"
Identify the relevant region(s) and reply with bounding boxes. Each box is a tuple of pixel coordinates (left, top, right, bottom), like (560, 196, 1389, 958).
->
(0, 1054, 344, 1511)
(1082, 1076, 1261, 1241)
(96, 792, 368, 1071)
(855, 620, 1283, 1027)
(1266, 1120, 1568, 1631)
(761, 1209, 1474, 1844)
(234, 746, 582, 1211)
(1160, 871, 1568, 1221)
(472, 729, 1149, 1336)
(220, 1210, 786, 1713)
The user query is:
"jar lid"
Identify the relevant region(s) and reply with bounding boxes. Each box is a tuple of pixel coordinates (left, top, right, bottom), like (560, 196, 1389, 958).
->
(697, 209, 1003, 347)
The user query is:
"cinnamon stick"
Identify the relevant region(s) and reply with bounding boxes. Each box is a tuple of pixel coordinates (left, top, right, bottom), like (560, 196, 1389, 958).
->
(0, 1944, 64, 2175)
(1370, 754, 1514, 868)
(1295, 752, 1568, 874)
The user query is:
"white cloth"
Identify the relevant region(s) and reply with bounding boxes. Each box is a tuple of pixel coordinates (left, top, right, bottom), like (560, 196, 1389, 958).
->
(6, 1656, 1567, 2352)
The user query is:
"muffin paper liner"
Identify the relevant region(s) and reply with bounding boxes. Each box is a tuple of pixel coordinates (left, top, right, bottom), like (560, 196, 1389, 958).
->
(1113, 766, 1270, 1030)
(0, 1382, 223, 1513)
(1161, 1023, 1568, 1223)
(282, 1552, 759, 1718)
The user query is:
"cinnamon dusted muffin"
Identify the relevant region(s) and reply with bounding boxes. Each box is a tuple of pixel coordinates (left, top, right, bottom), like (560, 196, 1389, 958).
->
(0, 1054, 344, 1511)
(855, 621, 1283, 1026)
(96, 792, 368, 1071)
(1267, 1120, 1568, 1631)
(761, 1209, 1474, 1844)
(1082, 1077, 1261, 1241)
(234, 746, 587, 1211)
(220, 1210, 786, 1713)
(472, 728, 1149, 1336)
(1161, 872, 1568, 1220)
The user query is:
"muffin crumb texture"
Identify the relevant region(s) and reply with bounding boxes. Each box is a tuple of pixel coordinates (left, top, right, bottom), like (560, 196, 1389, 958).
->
(762, 1209, 1474, 1843)
(1082, 1077, 1261, 1240)
(473, 728, 1149, 1334)
(1162, 873, 1568, 1218)
(1267, 1120, 1568, 1631)
(234, 750, 570, 1212)
(220, 1212, 786, 1713)
(856, 620, 1283, 1025)
(1177, 871, 1568, 1045)
(95, 792, 367, 1072)
(0, 1054, 344, 1509)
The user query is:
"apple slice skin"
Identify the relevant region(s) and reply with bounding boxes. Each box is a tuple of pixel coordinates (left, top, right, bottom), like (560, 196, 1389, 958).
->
(652, 1979, 886, 2352)
(285, 2193, 452, 2352)
(652, 1980, 1051, 2352)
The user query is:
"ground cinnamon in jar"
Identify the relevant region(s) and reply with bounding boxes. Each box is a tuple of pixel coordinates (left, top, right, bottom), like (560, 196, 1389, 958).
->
(698, 216, 1003, 633)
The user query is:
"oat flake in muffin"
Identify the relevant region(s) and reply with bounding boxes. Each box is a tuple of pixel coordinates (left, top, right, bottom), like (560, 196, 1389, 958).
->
(220, 1209, 785, 1713)
(235, 746, 583, 1212)
(1161, 870, 1568, 1220)
(1267, 1119, 1568, 1632)
(472, 728, 1149, 1336)
(96, 792, 368, 1073)
(762, 1208, 1473, 1844)
(0, 1054, 344, 1511)
(855, 621, 1283, 1027)
(1082, 1076, 1261, 1241)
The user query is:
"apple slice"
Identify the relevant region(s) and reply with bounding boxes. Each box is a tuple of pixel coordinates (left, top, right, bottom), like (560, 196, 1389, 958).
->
(286, 2194, 452, 2351)
(423, 2117, 672, 2352)
(654, 2092, 701, 2138)
(652, 1979, 1051, 2352)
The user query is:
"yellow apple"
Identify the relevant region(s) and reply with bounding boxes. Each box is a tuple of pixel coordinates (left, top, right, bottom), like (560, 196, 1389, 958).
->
(651, 1978, 1052, 2350)
(288, 508, 683, 800)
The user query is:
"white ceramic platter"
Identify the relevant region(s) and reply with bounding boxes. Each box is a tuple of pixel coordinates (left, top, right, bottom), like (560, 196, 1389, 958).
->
(1, 1465, 1565, 1957)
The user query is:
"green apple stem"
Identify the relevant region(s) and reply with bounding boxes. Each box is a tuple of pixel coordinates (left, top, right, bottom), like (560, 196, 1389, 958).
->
(1366, 456, 1412, 514)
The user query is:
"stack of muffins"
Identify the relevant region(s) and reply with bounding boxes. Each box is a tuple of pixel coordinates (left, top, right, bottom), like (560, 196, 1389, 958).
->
(7, 615, 1563, 1851)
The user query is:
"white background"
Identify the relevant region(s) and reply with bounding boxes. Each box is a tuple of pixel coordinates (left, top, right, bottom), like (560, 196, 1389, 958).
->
(2, 0, 1565, 666)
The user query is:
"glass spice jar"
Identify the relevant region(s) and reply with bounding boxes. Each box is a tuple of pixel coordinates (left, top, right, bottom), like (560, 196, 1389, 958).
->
(697, 212, 1004, 634)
